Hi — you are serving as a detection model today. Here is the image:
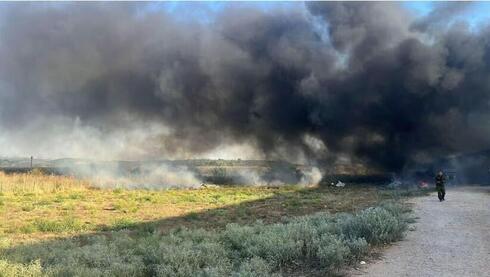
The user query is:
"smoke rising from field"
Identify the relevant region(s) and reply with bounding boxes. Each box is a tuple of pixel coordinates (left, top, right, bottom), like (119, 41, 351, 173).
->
(1, 2, 490, 172)
(230, 166, 323, 187)
(75, 163, 202, 189)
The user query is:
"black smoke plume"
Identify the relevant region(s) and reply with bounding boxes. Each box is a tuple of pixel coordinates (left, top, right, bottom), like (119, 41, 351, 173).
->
(1, 2, 489, 172)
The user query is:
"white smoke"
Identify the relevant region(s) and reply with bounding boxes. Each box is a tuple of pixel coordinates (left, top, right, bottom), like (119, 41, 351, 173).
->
(234, 166, 323, 187)
(299, 167, 323, 186)
(68, 163, 202, 189)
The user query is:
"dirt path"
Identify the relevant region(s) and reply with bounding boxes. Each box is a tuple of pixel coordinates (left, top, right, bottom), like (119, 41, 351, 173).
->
(350, 186, 490, 277)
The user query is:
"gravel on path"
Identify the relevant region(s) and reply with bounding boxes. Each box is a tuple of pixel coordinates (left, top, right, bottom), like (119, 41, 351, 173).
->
(350, 186, 490, 277)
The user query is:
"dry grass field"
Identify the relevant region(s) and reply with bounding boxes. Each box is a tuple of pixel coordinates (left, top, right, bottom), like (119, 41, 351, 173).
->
(0, 171, 388, 244)
(0, 170, 423, 276)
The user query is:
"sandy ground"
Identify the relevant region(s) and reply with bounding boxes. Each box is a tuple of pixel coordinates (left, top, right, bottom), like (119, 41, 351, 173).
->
(350, 186, 490, 277)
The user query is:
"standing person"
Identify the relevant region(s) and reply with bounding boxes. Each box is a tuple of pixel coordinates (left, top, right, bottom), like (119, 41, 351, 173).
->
(435, 171, 446, 202)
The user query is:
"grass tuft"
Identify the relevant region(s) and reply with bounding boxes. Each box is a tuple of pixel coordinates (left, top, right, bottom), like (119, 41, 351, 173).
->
(18, 218, 85, 234)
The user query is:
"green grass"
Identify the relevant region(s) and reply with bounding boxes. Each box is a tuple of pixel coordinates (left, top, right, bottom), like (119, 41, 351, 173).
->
(15, 218, 85, 234)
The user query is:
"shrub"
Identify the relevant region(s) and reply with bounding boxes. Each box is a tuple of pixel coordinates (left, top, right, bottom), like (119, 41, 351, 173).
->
(379, 201, 412, 218)
(337, 207, 407, 245)
(315, 234, 350, 269)
(153, 241, 231, 277)
(0, 259, 43, 277)
(233, 257, 279, 277)
(343, 237, 368, 261)
(239, 224, 304, 267)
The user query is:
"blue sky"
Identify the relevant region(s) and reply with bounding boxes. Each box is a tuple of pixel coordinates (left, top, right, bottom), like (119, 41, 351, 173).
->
(403, 1, 434, 16)
(4, 2, 488, 29)
(146, 1, 490, 28)
(404, 1, 490, 27)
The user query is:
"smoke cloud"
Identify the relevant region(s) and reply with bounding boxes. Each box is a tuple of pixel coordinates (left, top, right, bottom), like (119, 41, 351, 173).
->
(79, 163, 202, 189)
(1, 2, 490, 172)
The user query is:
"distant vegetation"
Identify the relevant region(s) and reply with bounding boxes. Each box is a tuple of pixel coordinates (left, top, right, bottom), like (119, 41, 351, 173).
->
(0, 157, 392, 186)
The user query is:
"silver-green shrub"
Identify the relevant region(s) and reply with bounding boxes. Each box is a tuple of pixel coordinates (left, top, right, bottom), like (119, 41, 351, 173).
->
(315, 234, 350, 268)
(232, 257, 280, 277)
(0, 259, 43, 277)
(337, 206, 408, 245)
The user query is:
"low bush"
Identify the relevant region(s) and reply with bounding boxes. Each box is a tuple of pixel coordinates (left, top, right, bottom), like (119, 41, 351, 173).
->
(0, 202, 412, 276)
(233, 257, 279, 277)
(0, 259, 43, 277)
(337, 207, 407, 245)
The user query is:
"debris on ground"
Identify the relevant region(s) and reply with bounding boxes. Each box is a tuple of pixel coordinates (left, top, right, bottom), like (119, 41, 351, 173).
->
(200, 183, 220, 189)
(335, 181, 346, 187)
(360, 261, 366, 265)
(418, 181, 429, 188)
(388, 180, 402, 188)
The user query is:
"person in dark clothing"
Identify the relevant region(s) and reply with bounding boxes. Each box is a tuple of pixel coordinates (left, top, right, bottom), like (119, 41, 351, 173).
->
(435, 171, 446, 201)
